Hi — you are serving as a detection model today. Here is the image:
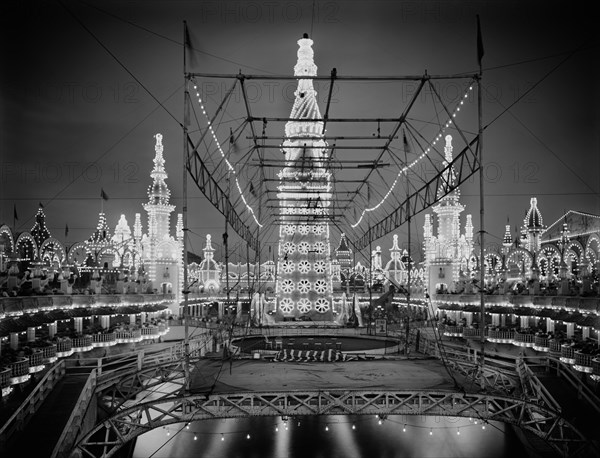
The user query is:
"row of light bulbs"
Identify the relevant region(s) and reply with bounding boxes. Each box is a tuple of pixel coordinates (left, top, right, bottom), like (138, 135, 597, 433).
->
(351, 82, 476, 228)
(161, 415, 490, 442)
(192, 80, 263, 228)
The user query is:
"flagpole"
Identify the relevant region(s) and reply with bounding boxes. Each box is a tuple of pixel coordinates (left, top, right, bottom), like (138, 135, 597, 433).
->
(182, 20, 191, 392)
(476, 14, 486, 391)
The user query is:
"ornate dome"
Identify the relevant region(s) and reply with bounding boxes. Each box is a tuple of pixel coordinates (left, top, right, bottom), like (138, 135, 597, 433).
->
(524, 197, 544, 230)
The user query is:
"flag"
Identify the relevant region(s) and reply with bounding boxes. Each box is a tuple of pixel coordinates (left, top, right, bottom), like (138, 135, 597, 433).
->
(101, 188, 109, 200)
(183, 21, 197, 70)
(249, 182, 257, 198)
(65, 223, 69, 238)
(13, 204, 18, 221)
(403, 129, 411, 154)
(476, 15, 484, 66)
(38, 202, 44, 209)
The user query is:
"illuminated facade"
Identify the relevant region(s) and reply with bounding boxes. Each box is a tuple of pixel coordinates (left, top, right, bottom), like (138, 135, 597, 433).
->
(423, 135, 474, 294)
(275, 34, 333, 319)
(140, 133, 183, 298)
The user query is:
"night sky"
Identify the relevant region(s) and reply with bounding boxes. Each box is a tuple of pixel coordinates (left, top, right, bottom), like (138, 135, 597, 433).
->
(1, 0, 598, 263)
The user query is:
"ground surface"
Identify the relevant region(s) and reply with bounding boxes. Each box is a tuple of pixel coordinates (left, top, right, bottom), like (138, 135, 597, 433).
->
(190, 358, 471, 393)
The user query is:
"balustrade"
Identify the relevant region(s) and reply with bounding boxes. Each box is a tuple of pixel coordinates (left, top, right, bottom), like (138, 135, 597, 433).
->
(28, 350, 45, 373)
(92, 333, 117, 347)
(71, 336, 93, 352)
(513, 331, 535, 347)
(7, 357, 30, 384)
(560, 344, 576, 364)
(533, 335, 550, 352)
(487, 329, 514, 343)
(115, 329, 142, 343)
(573, 350, 594, 373)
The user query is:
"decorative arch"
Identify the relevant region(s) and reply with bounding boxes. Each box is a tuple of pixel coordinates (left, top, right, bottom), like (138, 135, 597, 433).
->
(585, 234, 600, 264)
(538, 245, 561, 278)
(0, 224, 14, 254)
(68, 241, 89, 265)
(39, 237, 66, 263)
(15, 232, 37, 260)
(97, 246, 118, 269)
(506, 248, 533, 278)
(566, 240, 585, 261)
(484, 253, 502, 274)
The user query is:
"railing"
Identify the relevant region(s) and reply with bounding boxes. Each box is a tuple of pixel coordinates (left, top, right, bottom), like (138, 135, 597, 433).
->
(549, 340, 563, 354)
(487, 329, 514, 343)
(91, 333, 117, 347)
(573, 351, 595, 373)
(115, 329, 142, 343)
(50, 371, 97, 458)
(518, 356, 562, 413)
(560, 344, 576, 364)
(440, 325, 463, 336)
(141, 326, 160, 339)
(71, 336, 93, 352)
(42, 345, 58, 362)
(593, 358, 600, 378)
(0, 361, 66, 446)
(0, 293, 175, 315)
(513, 331, 535, 347)
(7, 357, 30, 384)
(462, 328, 483, 339)
(55, 338, 73, 357)
(544, 357, 600, 415)
(0, 367, 11, 391)
(533, 335, 550, 352)
(28, 350, 45, 373)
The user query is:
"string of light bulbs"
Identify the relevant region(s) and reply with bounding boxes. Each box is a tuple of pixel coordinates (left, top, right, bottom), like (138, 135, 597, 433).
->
(158, 415, 494, 444)
(351, 81, 476, 228)
(191, 82, 263, 228)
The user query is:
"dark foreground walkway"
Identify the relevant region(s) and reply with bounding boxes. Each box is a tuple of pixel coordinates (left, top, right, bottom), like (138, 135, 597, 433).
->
(2, 374, 87, 457)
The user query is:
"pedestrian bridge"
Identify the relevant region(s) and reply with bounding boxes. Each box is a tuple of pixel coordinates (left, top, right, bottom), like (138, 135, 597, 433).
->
(2, 332, 597, 458)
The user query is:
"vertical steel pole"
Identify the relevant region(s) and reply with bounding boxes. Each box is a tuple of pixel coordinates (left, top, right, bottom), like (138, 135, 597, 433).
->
(478, 47, 486, 391)
(182, 21, 190, 391)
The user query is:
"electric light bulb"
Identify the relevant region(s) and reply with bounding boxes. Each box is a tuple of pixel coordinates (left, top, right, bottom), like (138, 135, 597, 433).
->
(457, 428, 460, 435)
(221, 434, 224, 441)
(247, 434, 251, 439)
(352, 424, 356, 430)
(325, 425, 329, 431)
(403, 425, 406, 432)
(194, 434, 197, 440)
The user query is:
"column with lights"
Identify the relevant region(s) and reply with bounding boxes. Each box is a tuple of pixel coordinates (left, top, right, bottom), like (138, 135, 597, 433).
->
(275, 34, 333, 320)
(142, 133, 176, 291)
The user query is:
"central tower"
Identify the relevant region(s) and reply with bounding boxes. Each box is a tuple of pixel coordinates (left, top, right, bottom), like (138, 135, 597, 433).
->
(275, 34, 333, 320)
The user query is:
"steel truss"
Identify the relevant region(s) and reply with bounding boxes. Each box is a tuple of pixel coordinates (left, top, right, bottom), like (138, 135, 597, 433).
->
(184, 65, 481, 254)
(72, 389, 593, 458)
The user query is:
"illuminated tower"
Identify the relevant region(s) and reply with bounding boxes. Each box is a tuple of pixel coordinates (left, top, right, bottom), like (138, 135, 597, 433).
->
(275, 34, 333, 320)
(141, 133, 183, 302)
(422, 135, 474, 295)
(523, 197, 544, 253)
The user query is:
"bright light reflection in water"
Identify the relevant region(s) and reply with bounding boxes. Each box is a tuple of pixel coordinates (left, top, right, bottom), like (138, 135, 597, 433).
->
(133, 415, 527, 458)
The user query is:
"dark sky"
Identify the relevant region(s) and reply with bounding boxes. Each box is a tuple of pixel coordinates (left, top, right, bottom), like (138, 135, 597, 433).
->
(1, 0, 598, 262)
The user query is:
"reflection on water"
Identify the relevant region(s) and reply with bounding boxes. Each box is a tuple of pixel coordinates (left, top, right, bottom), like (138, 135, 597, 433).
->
(133, 415, 527, 458)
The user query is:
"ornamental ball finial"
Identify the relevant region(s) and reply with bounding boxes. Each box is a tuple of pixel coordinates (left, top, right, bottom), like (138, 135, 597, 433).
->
(303, 32, 309, 39)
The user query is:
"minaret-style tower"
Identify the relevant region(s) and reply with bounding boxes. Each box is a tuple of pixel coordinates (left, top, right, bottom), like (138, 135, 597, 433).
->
(422, 135, 474, 295)
(275, 34, 333, 319)
(142, 133, 176, 285)
(524, 197, 544, 253)
(143, 133, 175, 240)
